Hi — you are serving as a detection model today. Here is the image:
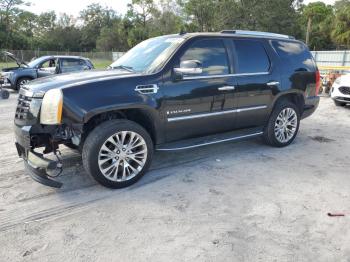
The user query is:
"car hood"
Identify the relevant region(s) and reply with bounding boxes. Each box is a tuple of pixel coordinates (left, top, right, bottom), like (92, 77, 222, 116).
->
(26, 69, 140, 94)
(339, 74, 350, 85)
(2, 51, 28, 67)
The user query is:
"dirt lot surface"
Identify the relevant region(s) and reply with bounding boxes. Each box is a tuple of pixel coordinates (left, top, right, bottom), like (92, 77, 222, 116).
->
(0, 92, 350, 261)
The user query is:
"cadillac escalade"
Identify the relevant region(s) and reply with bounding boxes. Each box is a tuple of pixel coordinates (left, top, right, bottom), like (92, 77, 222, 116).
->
(14, 30, 320, 188)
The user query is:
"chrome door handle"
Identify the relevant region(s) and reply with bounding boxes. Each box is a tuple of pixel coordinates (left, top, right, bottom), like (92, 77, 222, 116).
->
(218, 86, 235, 91)
(266, 81, 280, 86)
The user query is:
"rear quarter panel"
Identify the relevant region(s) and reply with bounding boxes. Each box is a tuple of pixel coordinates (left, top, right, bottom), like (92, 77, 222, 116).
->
(269, 40, 317, 105)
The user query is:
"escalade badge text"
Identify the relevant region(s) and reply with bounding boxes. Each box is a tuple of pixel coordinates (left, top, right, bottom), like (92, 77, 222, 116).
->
(167, 109, 191, 115)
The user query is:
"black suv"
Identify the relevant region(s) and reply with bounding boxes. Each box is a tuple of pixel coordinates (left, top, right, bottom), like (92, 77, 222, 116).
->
(14, 30, 320, 189)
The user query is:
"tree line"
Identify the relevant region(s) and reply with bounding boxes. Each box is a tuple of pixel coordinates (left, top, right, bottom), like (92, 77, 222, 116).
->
(0, 0, 350, 52)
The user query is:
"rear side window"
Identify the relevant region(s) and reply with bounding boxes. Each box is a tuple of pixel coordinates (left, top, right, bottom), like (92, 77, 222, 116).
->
(233, 40, 270, 74)
(272, 40, 315, 71)
(61, 58, 85, 67)
(180, 39, 229, 76)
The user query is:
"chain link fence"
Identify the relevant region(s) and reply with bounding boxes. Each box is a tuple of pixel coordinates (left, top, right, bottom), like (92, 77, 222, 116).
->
(311, 50, 350, 74)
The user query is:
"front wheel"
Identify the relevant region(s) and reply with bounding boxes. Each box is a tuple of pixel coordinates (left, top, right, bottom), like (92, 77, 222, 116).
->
(16, 77, 32, 90)
(263, 101, 300, 147)
(82, 119, 153, 189)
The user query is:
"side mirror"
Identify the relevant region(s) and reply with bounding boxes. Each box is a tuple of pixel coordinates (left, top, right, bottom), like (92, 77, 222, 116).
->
(174, 60, 203, 80)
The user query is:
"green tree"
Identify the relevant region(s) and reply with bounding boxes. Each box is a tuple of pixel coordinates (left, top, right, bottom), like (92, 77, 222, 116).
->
(332, 1, 350, 48)
(96, 20, 129, 51)
(300, 2, 334, 49)
(180, 0, 217, 31)
(80, 4, 118, 51)
(0, 0, 30, 48)
(150, 0, 184, 35)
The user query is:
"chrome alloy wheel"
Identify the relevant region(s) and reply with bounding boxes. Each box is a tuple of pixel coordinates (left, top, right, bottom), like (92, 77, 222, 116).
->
(19, 79, 30, 88)
(98, 131, 148, 182)
(274, 108, 298, 143)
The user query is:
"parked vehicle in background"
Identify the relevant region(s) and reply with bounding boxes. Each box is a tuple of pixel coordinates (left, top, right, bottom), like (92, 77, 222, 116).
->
(14, 30, 320, 189)
(323, 71, 342, 94)
(331, 74, 350, 106)
(0, 77, 10, 99)
(0, 52, 94, 90)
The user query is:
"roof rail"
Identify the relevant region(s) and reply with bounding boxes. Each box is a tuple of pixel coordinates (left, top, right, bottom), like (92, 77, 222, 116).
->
(220, 30, 295, 39)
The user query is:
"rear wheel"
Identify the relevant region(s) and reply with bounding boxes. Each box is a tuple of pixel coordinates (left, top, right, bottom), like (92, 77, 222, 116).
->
(82, 119, 153, 189)
(334, 100, 346, 107)
(16, 77, 32, 90)
(263, 100, 300, 147)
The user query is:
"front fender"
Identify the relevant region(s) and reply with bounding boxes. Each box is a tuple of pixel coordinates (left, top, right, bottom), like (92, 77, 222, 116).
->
(83, 96, 159, 123)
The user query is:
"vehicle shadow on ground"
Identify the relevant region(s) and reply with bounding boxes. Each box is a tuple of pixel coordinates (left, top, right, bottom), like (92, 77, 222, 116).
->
(52, 136, 283, 194)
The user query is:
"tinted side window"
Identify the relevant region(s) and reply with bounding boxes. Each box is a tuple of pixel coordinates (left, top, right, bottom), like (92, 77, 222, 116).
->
(272, 40, 315, 71)
(180, 39, 229, 76)
(60, 58, 86, 73)
(61, 58, 82, 67)
(40, 59, 57, 69)
(234, 40, 270, 74)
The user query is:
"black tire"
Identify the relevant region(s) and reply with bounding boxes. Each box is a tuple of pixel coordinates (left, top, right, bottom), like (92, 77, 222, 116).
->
(82, 119, 153, 189)
(334, 100, 346, 107)
(16, 77, 32, 90)
(1, 90, 10, 99)
(263, 100, 300, 147)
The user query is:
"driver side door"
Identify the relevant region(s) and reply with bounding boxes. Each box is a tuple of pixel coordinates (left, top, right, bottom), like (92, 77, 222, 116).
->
(161, 38, 237, 142)
(37, 58, 57, 78)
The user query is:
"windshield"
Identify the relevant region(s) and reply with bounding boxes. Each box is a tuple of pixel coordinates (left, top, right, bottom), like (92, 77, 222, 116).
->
(110, 36, 185, 73)
(27, 57, 46, 68)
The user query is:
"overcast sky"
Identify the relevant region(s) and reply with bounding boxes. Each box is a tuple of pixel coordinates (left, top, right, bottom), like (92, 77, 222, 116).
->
(24, 0, 336, 17)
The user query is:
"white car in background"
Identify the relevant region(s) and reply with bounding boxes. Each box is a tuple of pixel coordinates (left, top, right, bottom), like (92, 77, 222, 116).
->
(331, 74, 350, 106)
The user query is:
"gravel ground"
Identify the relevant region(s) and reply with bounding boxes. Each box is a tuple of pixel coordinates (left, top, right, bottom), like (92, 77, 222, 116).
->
(0, 91, 350, 262)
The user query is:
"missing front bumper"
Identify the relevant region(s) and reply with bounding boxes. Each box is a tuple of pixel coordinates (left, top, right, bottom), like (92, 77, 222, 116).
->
(16, 142, 63, 188)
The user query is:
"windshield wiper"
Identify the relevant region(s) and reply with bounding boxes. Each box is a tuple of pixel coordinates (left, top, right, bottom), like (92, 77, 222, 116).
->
(111, 65, 135, 72)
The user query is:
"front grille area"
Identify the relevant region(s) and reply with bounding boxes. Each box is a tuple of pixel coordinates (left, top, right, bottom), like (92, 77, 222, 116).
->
(15, 93, 32, 120)
(339, 86, 350, 95)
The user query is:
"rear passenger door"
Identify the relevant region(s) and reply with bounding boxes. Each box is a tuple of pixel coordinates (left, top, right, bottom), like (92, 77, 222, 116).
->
(59, 58, 88, 74)
(232, 39, 279, 129)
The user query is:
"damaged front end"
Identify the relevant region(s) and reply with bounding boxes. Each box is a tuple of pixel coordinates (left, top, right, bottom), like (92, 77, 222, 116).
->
(14, 87, 81, 188)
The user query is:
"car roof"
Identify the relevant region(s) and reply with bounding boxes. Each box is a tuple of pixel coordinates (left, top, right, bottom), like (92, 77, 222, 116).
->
(39, 55, 89, 60)
(168, 31, 300, 42)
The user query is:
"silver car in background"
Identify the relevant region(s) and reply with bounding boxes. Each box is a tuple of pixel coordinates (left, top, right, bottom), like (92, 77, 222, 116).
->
(0, 52, 94, 90)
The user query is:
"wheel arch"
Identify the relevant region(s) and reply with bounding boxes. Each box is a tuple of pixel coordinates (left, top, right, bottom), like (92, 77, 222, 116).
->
(15, 75, 35, 89)
(82, 105, 164, 146)
(270, 91, 305, 115)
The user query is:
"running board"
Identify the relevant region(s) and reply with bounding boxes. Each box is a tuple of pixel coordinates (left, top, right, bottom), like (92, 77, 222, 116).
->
(156, 127, 263, 151)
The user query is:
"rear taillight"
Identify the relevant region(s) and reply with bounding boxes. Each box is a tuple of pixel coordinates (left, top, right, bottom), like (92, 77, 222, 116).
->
(315, 70, 321, 96)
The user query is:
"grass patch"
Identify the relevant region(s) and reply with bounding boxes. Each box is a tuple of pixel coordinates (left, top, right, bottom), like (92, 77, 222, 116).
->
(91, 59, 112, 69)
(0, 62, 17, 70)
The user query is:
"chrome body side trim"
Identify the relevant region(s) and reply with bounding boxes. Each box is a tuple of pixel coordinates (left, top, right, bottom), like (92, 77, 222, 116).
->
(182, 72, 269, 81)
(157, 132, 264, 151)
(266, 81, 280, 86)
(167, 105, 267, 122)
(236, 105, 267, 113)
(218, 85, 235, 91)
